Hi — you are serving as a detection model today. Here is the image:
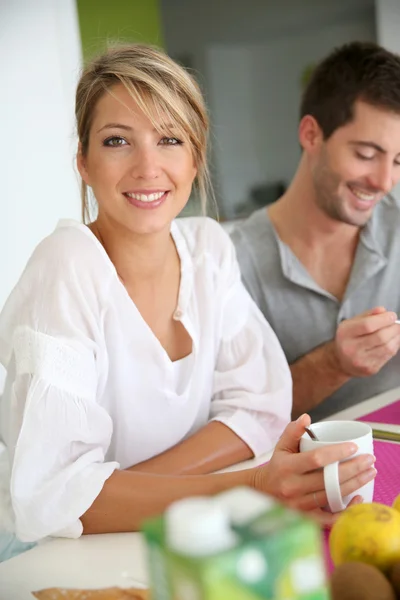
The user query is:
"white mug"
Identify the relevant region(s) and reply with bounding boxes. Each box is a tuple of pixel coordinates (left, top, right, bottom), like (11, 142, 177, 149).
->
(299, 421, 374, 513)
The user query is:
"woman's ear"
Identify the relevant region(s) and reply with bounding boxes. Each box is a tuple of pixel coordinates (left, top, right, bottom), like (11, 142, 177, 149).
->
(191, 154, 198, 182)
(77, 142, 90, 185)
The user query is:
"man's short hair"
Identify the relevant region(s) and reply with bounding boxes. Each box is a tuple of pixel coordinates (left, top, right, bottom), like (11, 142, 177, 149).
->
(300, 41, 400, 139)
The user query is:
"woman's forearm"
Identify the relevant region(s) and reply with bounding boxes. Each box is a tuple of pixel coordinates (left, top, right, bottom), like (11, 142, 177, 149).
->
(127, 421, 253, 476)
(81, 467, 255, 534)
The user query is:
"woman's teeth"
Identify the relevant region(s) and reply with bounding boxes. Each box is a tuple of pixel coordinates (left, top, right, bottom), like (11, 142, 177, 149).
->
(125, 191, 165, 202)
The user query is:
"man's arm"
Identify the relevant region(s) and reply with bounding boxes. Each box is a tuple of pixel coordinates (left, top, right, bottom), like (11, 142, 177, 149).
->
(290, 341, 350, 418)
(127, 421, 254, 475)
(291, 307, 400, 419)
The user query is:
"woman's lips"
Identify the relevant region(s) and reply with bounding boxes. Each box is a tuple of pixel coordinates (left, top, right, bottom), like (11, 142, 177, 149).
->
(124, 191, 169, 210)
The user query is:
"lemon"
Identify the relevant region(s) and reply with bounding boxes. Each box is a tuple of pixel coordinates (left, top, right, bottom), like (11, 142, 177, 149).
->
(330, 503, 400, 572)
(392, 494, 400, 514)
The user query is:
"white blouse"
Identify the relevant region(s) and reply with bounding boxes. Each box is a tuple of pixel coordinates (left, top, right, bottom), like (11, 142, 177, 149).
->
(0, 217, 292, 542)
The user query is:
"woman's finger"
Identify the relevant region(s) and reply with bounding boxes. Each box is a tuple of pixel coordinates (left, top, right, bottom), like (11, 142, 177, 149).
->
(346, 495, 363, 508)
(279, 454, 374, 499)
(274, 413, 311, 455)
(292, 466, 374, 512)
(338, 467, 377, 497)
(290, 442, 358, 474)
(307, 508, 337, 528)
(285, 502, 338, 527)
(337, 454, 375, 484)
(316, 468, 374, 509)
(307, 494, 364, 528)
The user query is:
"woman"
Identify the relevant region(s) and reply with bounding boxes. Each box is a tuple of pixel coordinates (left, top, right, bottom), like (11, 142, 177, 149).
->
(0, 45, 375, 548)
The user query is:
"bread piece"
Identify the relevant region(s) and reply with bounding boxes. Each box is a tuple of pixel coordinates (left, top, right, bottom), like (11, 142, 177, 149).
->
(32, 586, 149, 600)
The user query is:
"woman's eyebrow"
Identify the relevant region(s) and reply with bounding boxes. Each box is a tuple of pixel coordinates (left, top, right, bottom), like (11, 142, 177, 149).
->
(96, 123, 133, 133)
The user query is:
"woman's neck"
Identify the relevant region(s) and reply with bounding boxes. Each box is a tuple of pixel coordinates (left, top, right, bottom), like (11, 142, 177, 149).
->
(89, 217, 177, 285)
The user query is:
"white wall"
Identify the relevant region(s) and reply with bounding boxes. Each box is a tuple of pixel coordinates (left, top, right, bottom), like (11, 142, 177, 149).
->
(206, 48, 267, 217)
(375, 0, 400, 202)
(161, 0, 376, 217)
(0, 0, 82, 389)
(161, 0, 375, 62)
(207, 17, 376, 217)
(1, 0, 82, 310)
(375, 0, 400, 53)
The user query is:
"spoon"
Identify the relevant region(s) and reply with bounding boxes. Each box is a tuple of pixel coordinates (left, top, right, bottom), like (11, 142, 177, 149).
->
(305, 426, 319, 441)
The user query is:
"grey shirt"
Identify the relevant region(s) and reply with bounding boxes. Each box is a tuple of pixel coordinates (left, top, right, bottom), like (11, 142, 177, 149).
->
(231, 196, 400, 420)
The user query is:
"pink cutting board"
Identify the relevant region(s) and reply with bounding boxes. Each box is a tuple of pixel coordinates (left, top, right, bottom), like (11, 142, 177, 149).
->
(358, 398, 400, 425)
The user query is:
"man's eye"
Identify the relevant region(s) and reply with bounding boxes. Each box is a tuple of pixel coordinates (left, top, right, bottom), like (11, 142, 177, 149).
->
(356, 152, 374, 161)
(103, 136, 128, 147)
(160, 137, 183, 146)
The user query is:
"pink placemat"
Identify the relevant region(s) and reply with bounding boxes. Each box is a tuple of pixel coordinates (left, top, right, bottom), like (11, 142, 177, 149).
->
(323, 439, 400, 572)
(358, 398, 400, 425)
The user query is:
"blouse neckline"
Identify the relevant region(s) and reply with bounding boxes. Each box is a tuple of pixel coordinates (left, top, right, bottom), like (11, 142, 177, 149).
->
(55, 219, 196, 367)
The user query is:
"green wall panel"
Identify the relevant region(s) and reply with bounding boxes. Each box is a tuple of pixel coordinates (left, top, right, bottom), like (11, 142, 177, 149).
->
(76, 0, 164, 60)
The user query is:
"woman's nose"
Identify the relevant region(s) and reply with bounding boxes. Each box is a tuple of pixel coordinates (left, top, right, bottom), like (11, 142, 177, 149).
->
(130, 146, 161, 179)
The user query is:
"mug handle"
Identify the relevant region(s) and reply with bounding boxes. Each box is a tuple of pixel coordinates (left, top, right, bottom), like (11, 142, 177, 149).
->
(324, 462, 346, 512)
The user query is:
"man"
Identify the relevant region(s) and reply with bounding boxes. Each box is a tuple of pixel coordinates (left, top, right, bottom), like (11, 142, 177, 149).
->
(231, 41, 400, 420)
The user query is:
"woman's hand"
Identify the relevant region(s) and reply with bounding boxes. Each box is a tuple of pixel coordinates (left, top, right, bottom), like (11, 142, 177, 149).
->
(253, 414, 377, 526)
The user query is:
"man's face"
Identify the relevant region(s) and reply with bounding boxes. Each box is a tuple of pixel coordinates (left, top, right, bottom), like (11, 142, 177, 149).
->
(310, 101, 400, 226)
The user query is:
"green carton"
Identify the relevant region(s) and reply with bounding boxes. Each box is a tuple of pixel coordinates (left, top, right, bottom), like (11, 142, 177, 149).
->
(142, 487, 330, 600)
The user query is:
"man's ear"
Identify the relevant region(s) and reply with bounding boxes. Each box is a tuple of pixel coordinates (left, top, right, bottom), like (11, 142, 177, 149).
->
(298, 115, 323, 154)
(77, 142, 91, 185)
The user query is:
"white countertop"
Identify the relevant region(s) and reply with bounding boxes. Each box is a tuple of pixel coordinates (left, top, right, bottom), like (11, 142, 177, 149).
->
(0, 533, 149, 599)
(1, 386, 399, 599)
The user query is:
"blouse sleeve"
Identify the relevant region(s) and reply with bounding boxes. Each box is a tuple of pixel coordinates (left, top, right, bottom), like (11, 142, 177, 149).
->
(0, 231, 119, 542)
(210, 227, 292, 457)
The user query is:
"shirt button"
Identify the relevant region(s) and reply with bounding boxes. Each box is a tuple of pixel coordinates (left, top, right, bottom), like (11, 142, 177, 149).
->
(174, 308, 183, 319)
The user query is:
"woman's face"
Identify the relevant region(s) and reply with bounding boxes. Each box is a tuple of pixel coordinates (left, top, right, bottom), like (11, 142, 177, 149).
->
(78, 84, 197, 235)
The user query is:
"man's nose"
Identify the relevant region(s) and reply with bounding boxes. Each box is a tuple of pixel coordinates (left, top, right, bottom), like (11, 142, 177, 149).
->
(368, 162, 394, 195)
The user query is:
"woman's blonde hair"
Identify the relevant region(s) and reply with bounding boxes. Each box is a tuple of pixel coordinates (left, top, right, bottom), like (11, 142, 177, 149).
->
(75, 44, 212, 223)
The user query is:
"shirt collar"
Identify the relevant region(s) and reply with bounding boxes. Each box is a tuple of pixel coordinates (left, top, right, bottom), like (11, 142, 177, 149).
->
(267, 203, 388, 303)
(170, 220, 193, 318)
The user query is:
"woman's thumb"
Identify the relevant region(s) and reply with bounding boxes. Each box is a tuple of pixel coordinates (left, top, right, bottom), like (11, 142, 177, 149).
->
(275, 413, 311, 453)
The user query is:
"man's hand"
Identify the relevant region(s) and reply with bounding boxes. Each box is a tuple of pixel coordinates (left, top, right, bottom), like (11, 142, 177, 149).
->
(290, 306, 400, 417)
(334, 306, 400, 377)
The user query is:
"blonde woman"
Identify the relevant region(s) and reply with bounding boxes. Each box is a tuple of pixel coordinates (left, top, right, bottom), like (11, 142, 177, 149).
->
(0, 45, 375, 552)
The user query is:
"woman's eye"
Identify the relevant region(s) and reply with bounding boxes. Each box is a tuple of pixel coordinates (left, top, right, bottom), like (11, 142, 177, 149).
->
(103, 136, 128, 147)
(160, 137, 182, 146)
